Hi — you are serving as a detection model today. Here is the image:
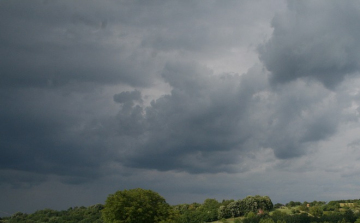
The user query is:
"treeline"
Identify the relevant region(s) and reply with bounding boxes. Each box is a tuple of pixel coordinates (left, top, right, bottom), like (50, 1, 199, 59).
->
(2, 188, 360, 223)
(174, 195, 273, 223)
(0, 193, 273, 223)
(281, 199, 360, 213)
(0, 205, 103, 223)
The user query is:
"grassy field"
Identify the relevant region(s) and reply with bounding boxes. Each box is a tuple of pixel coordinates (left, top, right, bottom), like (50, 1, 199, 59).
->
(210, 217, 243, 223)
(269, 206, 296, 215)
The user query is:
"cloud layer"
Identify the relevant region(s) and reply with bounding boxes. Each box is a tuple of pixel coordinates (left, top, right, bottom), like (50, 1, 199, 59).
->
(1, 0, 360, 216)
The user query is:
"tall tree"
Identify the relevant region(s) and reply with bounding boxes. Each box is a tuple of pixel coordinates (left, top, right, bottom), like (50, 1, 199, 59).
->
(102, 188, 174, 223)
(242, 195, 274, 214)
(227, 201, 241, 218)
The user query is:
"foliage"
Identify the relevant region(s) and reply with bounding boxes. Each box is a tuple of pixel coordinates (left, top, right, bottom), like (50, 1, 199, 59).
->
(343, 209, 356, 223)
(228, 201, 241, 218)
(323, 203, 339, 211)
(4, 190, 360, 223)
(2, 204, 104, 223)
(309, 206, 323, 217)
(219, 205, 232, 220)
(198, 198, 220, 222)
(286, 201, 302, 207)
(299, 204, 309, 212)
(247, 211, 257, 218)
(102, 188, 174, 223)
(242, 195, 274, 214)
(259, 218, 275, 223)
(310, 200, 326, 207)
(222, 199, 235, 205)
(271, 210, 287, 219)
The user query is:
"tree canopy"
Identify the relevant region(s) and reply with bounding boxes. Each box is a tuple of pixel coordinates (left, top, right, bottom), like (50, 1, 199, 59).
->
(102, 188, 174, 223)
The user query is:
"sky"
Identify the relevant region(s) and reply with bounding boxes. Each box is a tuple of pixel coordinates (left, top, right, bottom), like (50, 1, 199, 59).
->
(1, 0, 360, 217)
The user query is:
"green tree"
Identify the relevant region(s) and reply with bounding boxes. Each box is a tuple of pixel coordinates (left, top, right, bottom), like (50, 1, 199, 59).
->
(309, 206, 323, 217)
(343, 209, 356, 223)
(242, 195, 274, 214)
(218, 205, 231, 220)
(271, 210, 287, 220)
(175, 209, 203, 223)
(102, 188, 174, 223)
(298, 204, 309, 212)
(228, 201, 241, 218)
(247, 211, 256, 218)
(199, 198, 220, 222)
(287, 201, 295, 207)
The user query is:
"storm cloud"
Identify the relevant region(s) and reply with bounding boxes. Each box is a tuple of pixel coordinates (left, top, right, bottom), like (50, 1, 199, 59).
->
(259, 0, 360, 89)
(1, 0, 360, 216)
(112, 62, 341, 173)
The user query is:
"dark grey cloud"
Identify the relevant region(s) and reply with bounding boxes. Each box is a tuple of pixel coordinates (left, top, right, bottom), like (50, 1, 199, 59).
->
(1, 61, 338, 183)
(0, 0, 347, 182)
(0, 170, 47, 189)
(110, 62, 340, 173)
(2, 0, 360, 217)
(119, 62, 254, 173)
(113, 90, 142, 104)
(0, 0, 156, 89)
(258, 80, 339, 158)
(259, 0, 360, 89)
(0, 87, 112, 186)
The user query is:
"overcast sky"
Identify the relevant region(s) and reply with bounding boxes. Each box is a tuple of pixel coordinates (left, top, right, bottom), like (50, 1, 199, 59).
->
(2, 0, 360, 216)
